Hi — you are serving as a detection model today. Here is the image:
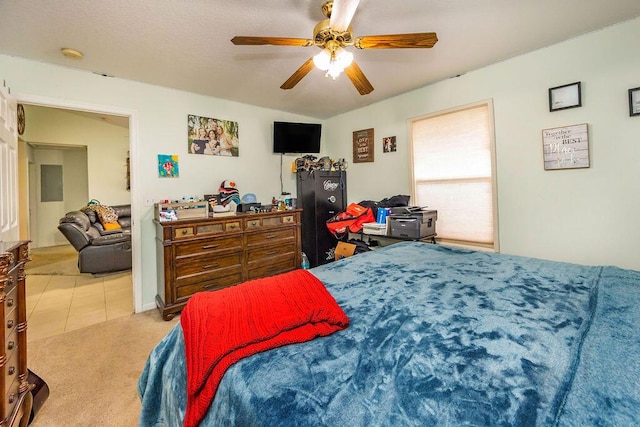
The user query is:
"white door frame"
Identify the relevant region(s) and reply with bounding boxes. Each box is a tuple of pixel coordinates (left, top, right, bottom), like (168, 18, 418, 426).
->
(18, 94, 143, 314)
(0, 81, 19, 242)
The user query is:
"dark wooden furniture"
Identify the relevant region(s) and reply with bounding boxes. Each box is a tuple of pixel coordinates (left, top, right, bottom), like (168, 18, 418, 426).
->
(0, 241, 31, 426)
(155, 210, 302, 320)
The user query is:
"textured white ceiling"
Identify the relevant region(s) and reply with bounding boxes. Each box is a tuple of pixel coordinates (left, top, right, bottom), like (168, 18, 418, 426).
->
(1, 0, 639, 119)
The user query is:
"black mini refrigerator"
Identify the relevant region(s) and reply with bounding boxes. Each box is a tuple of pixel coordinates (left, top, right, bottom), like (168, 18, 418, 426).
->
(296, 170, 347, 267)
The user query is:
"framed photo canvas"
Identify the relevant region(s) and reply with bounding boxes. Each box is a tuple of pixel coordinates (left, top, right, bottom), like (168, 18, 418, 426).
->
(542, 123, 589, 170)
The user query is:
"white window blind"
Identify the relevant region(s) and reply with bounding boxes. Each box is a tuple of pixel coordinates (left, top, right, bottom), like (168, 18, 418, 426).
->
(410, 103, 496, 247)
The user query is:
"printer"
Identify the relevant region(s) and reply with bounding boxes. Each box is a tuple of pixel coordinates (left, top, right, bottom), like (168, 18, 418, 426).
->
(388, 207, 437, 240)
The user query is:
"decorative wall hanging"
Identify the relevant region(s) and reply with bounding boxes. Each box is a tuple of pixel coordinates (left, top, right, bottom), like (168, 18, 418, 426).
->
(629, 87, 640, 116)
(353, 128, 374, 163)
(158, 154, 179, 177)
(542, 123, 589, 170)
(383, 136, 397, 153)
(188, 114, 239, 156)
(549, 82, 581, 112)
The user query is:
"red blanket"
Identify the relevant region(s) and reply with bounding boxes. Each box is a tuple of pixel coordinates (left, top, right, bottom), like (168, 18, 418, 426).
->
(180, 269, 349, 427)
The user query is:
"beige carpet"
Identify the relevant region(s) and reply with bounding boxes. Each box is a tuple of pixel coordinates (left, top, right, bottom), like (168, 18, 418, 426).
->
(28, 309, 179, 426)
(26, 245, 81, 276)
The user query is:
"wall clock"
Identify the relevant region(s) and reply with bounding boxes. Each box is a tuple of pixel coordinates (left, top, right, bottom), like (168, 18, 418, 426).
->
(17, 104, 25, 135)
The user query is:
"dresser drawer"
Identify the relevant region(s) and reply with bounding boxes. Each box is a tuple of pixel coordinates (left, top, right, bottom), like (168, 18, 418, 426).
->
(4, 293, 18, 338)
(4, 282, 18, 314)
(246, 228, 295, 246)
(175, 251, 243, 279)
(176, 272, 244, 300)
(245, 214, 296, 229)
(247, 241, 296, 262)
(174, 235, 242, 258)
(4, 345, 19, 398)
(5, 329, 17, 355)
(247, 254, 296, 280)
(5, 374, 20, 415)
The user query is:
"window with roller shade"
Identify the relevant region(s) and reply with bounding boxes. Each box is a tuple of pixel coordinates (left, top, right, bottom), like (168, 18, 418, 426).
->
(409, 101, 497, 249)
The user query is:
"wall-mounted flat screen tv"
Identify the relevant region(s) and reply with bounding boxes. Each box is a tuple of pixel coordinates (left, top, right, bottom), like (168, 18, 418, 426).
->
(273, 121, 321, 154)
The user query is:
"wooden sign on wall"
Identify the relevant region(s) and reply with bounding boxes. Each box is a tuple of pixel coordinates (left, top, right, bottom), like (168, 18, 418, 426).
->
(542, 123, 589, 170)
(353, 128, 374, 163)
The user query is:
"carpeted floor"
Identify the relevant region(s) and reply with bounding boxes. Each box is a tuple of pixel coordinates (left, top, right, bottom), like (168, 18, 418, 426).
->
(26, 245, 81, 276)
(28, 309, 179, 426)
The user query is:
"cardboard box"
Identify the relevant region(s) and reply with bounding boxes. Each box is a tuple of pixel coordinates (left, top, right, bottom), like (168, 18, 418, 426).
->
(334, 242, 357, 260)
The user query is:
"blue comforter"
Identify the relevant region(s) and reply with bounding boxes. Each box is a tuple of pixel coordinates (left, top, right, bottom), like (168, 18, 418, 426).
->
(138, 242, 640, 426)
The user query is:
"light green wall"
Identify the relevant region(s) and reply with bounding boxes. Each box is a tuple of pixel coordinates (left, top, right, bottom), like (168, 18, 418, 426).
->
(0, 54, 320, 310)
(325, 17, 640, 271)
(1, 17, 639, 311)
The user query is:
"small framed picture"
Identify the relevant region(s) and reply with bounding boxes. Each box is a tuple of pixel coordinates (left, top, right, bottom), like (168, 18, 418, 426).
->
(628, 87, 640, 116)
(383, 136, 396, 153)
(549, 82, 581, 112)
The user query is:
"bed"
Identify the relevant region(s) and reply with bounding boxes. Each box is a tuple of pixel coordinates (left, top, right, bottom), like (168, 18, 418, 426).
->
(138, 242, 640, 426)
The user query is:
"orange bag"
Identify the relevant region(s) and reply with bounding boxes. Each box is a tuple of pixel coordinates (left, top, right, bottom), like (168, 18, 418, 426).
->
(326, 204, 375, 238)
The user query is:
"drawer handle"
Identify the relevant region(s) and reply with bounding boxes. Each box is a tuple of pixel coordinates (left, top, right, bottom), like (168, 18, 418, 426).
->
(8, 366, 15, 376)
(6, 298, 13, 308)
(202, 264, 220, 270)
(6, 319, 13, 329)
(228, 225, 238, 230)
(202, 244, 219, 250)
(266, 250, 278, 256)
(265, 234, 277, 239)
(7, 341, 14, 350)
(8, 394, 15, 404)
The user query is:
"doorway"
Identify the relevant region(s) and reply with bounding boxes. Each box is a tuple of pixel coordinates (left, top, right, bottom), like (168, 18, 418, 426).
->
(17, 99, 141, 332)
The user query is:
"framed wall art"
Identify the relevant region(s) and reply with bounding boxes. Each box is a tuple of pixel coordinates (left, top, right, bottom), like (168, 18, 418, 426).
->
(188, 114, 239, 156)
(542, 123, 589, 170)
(628, 87, 640, 116)
(353, 128, 374, 163)
(158, 154, 179, 177)
(549, 82, 581, 112)
(383, 136, 396, 153)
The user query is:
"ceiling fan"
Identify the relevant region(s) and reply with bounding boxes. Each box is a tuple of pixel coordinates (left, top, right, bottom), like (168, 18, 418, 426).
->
(231, 0, 438, 95)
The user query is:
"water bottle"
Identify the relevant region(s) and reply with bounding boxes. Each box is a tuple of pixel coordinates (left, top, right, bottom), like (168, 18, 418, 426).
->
(301, 252, 310, 270)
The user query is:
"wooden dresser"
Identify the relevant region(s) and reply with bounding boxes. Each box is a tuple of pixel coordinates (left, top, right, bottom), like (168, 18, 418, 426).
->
(155, 210, 302, 320)
(0, 241, 32, 426)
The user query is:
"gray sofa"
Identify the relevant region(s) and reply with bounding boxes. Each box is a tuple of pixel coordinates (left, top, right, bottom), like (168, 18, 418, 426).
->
(57, 204, 132, 274)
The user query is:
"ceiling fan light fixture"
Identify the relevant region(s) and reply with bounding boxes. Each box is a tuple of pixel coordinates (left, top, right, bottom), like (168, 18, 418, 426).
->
(313, 49, 331, 70)
(313, 47, 353, 79)
(335, 48, 353, 68)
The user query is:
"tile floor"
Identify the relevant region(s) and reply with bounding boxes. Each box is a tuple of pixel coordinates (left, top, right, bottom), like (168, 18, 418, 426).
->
(26, 271, 134, 342)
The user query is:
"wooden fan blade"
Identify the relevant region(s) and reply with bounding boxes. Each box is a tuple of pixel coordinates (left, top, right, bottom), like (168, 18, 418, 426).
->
(330, 0, 360, 32)
(355, 32, 438, 49)
(231, 36, 313, 47)
(344, 61, 374, 95)
(281, 58, 316, 90)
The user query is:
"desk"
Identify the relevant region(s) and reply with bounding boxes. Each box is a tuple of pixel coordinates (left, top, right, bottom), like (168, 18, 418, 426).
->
(351, 232, 437, 247)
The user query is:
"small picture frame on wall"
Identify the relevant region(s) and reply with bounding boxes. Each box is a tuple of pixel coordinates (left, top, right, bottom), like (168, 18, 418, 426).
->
(549, 81, 581, 112)
(383, 136, 396, 153)
(628, 87, 640, 116)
